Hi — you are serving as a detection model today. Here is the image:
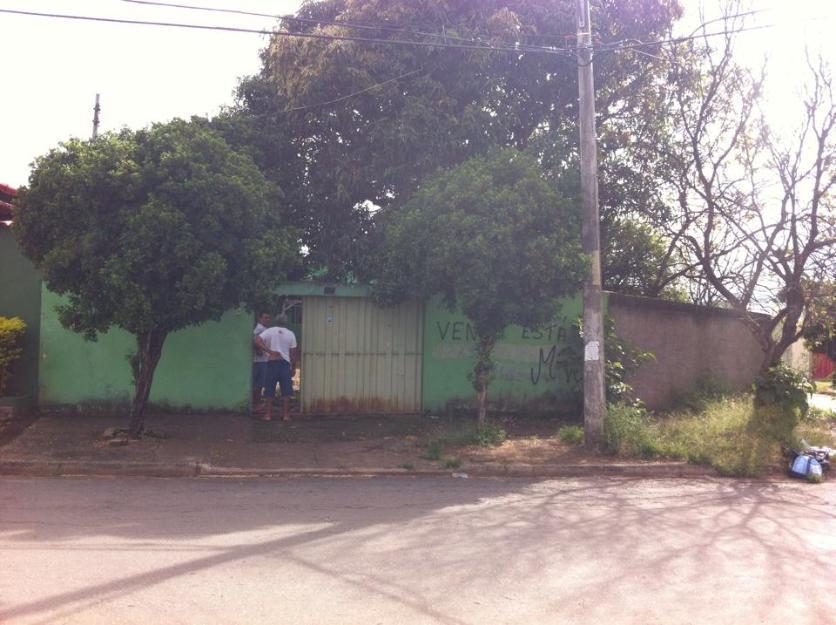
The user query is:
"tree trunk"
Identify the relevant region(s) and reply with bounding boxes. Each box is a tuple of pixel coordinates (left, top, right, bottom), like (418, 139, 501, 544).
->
(473, 335, 496, 429)
(476, 383, 488, 429)
(757, 298, 805, 374)
(128, 330, 167, 438)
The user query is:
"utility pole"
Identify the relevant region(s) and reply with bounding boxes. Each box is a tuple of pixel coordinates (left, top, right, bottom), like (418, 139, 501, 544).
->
(91, 93, 101, 140)
(575, 0, 606, 448)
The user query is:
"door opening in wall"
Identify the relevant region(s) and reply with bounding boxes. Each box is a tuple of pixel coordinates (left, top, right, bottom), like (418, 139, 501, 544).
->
(252, 298, 303, 419)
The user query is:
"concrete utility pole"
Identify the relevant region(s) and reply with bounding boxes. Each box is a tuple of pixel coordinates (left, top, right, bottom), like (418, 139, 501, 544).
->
(575, 0, 606, 448)
(91, 93, 101, 140)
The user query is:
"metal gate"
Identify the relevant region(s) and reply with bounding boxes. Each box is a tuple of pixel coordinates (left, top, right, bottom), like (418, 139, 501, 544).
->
(300, 296, 423, 414)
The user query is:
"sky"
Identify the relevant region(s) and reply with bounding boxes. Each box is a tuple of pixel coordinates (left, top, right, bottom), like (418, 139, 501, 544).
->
(1, 0, 834, 188)
(1, 0, 302, 187)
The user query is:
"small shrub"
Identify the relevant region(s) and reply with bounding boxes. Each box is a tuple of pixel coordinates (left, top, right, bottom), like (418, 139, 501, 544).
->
(421, 440, 443, 461)
(0, 317, 26, 396)
(473, 423, 507, 447)
(441, 457, 462, 469)
(432, 421, 507, 448)
(605, 403, 660, 457)
(604, 317, 655, 406)
(557, 424, 584, 445)
(753, 364, 814, 417)
(398, 462, 415, 471)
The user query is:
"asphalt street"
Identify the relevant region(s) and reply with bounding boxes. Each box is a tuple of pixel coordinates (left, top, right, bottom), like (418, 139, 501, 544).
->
(1, 476, 834, 625)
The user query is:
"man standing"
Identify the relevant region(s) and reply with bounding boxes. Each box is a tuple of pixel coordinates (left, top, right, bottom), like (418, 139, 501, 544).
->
(255, 314, 298, 422)
(252, 312, 272, 412)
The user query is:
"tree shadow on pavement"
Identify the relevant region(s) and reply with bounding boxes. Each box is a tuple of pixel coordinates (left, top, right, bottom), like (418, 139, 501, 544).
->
(0, 477, 833, 624)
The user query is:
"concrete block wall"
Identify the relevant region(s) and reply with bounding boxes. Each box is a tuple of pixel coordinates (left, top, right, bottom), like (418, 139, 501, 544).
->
(607, 293, 766, 409)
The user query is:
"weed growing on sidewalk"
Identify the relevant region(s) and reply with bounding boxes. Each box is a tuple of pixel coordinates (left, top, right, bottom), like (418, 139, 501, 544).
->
(421, 441, 443, 461)
(433, 421, 507, 447)
(420, 420, 507, 463)
(605, 394, 836, 477)
(557, 425, 584, 445)
(441, 457, 462, 469)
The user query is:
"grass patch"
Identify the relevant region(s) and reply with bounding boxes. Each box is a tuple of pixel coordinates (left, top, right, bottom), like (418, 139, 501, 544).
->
(397, 462, 415, 471)
(420, 421, 507, 464)
(426, 421, 507, 449)
(421, 440, 443, 461)
(808, 406, 836, 421)
(557, 424, 584, 445)
(814, 380, 836, 395)
(605, 394, 835, 477)
(441, 457, 462, 469)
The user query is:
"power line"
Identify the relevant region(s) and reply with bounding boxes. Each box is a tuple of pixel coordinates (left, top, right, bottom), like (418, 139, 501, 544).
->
(0, 8, 570, 56)
(594, 23, 776, 54)
(120, 0, 572, 52)
(0, 7, 785, 60)
(287, 68, 424, 112)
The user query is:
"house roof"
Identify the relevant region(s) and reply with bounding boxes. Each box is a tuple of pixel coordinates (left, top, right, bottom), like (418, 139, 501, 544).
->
(0, 183, 17, 221)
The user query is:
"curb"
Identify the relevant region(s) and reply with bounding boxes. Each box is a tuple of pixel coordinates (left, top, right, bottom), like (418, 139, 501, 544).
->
(0, 459, 721, 480)
(0, 460, 198, 478)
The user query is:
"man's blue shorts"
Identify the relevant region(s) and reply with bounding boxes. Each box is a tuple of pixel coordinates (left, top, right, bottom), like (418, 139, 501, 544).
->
(264, 360, 293, 398)
(252, 362, 267, 390)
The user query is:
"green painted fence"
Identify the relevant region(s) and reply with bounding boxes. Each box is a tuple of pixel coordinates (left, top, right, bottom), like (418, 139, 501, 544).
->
(421, 296, 584, 415)
(38, 288, 253, 412)
(0, 228, 41, 398)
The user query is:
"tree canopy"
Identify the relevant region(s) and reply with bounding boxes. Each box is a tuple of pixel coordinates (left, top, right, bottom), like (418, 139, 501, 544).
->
(14, 119, 297, 433)
(226, 0, 684, 281)
(372, 148, 586, 423)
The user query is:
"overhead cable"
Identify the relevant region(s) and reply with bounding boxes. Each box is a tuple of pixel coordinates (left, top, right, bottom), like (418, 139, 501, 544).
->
(0, 8, 570, 56)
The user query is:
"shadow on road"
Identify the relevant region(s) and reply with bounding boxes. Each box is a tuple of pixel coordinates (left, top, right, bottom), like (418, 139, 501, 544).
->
(1, 476, 833, 624)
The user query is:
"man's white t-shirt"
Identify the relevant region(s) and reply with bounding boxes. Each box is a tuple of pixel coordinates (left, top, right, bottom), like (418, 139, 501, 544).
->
(253, 323, 269, 363)
(259, 326, 297, 364)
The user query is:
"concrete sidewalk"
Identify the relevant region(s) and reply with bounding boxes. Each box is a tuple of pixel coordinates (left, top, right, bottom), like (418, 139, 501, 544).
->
(0, 411, 719, 479)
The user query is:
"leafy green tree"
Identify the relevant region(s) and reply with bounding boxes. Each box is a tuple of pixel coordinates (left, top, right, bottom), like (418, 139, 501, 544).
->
(14, 120, 297, 436)
(233, 0, 684, 283)
(372, 149, 586, 425)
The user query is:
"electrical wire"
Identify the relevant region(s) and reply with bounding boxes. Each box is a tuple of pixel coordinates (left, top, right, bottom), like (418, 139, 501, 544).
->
(119, 0, 573, 52)
(0, 8, 571, 56)
(0, 6, 787, 61)
(594, 23, 776, 54)
(287, 68, 424, 112)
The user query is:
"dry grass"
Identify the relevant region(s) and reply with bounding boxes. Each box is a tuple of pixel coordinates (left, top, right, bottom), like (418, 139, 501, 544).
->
(606, 395, 836, 477)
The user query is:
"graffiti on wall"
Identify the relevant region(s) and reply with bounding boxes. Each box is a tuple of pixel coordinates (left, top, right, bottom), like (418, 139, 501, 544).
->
(432, 316, 582, 388)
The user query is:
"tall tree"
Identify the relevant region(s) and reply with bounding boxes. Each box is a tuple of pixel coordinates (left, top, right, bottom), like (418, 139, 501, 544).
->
(14, 120, 297, 435)
(232, 0, 684, 281)
(372, 148, 586, 425)
(655, 8, 836, 371)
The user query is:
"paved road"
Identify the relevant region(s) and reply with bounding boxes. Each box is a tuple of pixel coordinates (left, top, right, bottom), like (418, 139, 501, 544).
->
(1, 477, 834, 625)
(810, 392, 835, 413)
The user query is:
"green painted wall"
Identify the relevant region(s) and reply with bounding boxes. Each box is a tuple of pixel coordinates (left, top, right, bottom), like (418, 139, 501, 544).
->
(422, 296, 585, 415)
(0, 228, 41, 397)
(39, 288, 253, 412)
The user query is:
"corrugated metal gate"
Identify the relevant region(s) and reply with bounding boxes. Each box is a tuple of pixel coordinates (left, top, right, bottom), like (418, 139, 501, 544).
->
(300, 296, 423, 414)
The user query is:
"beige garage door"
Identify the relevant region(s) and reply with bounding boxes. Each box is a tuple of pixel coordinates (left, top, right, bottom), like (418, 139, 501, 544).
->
(301, 296, 423, 414)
